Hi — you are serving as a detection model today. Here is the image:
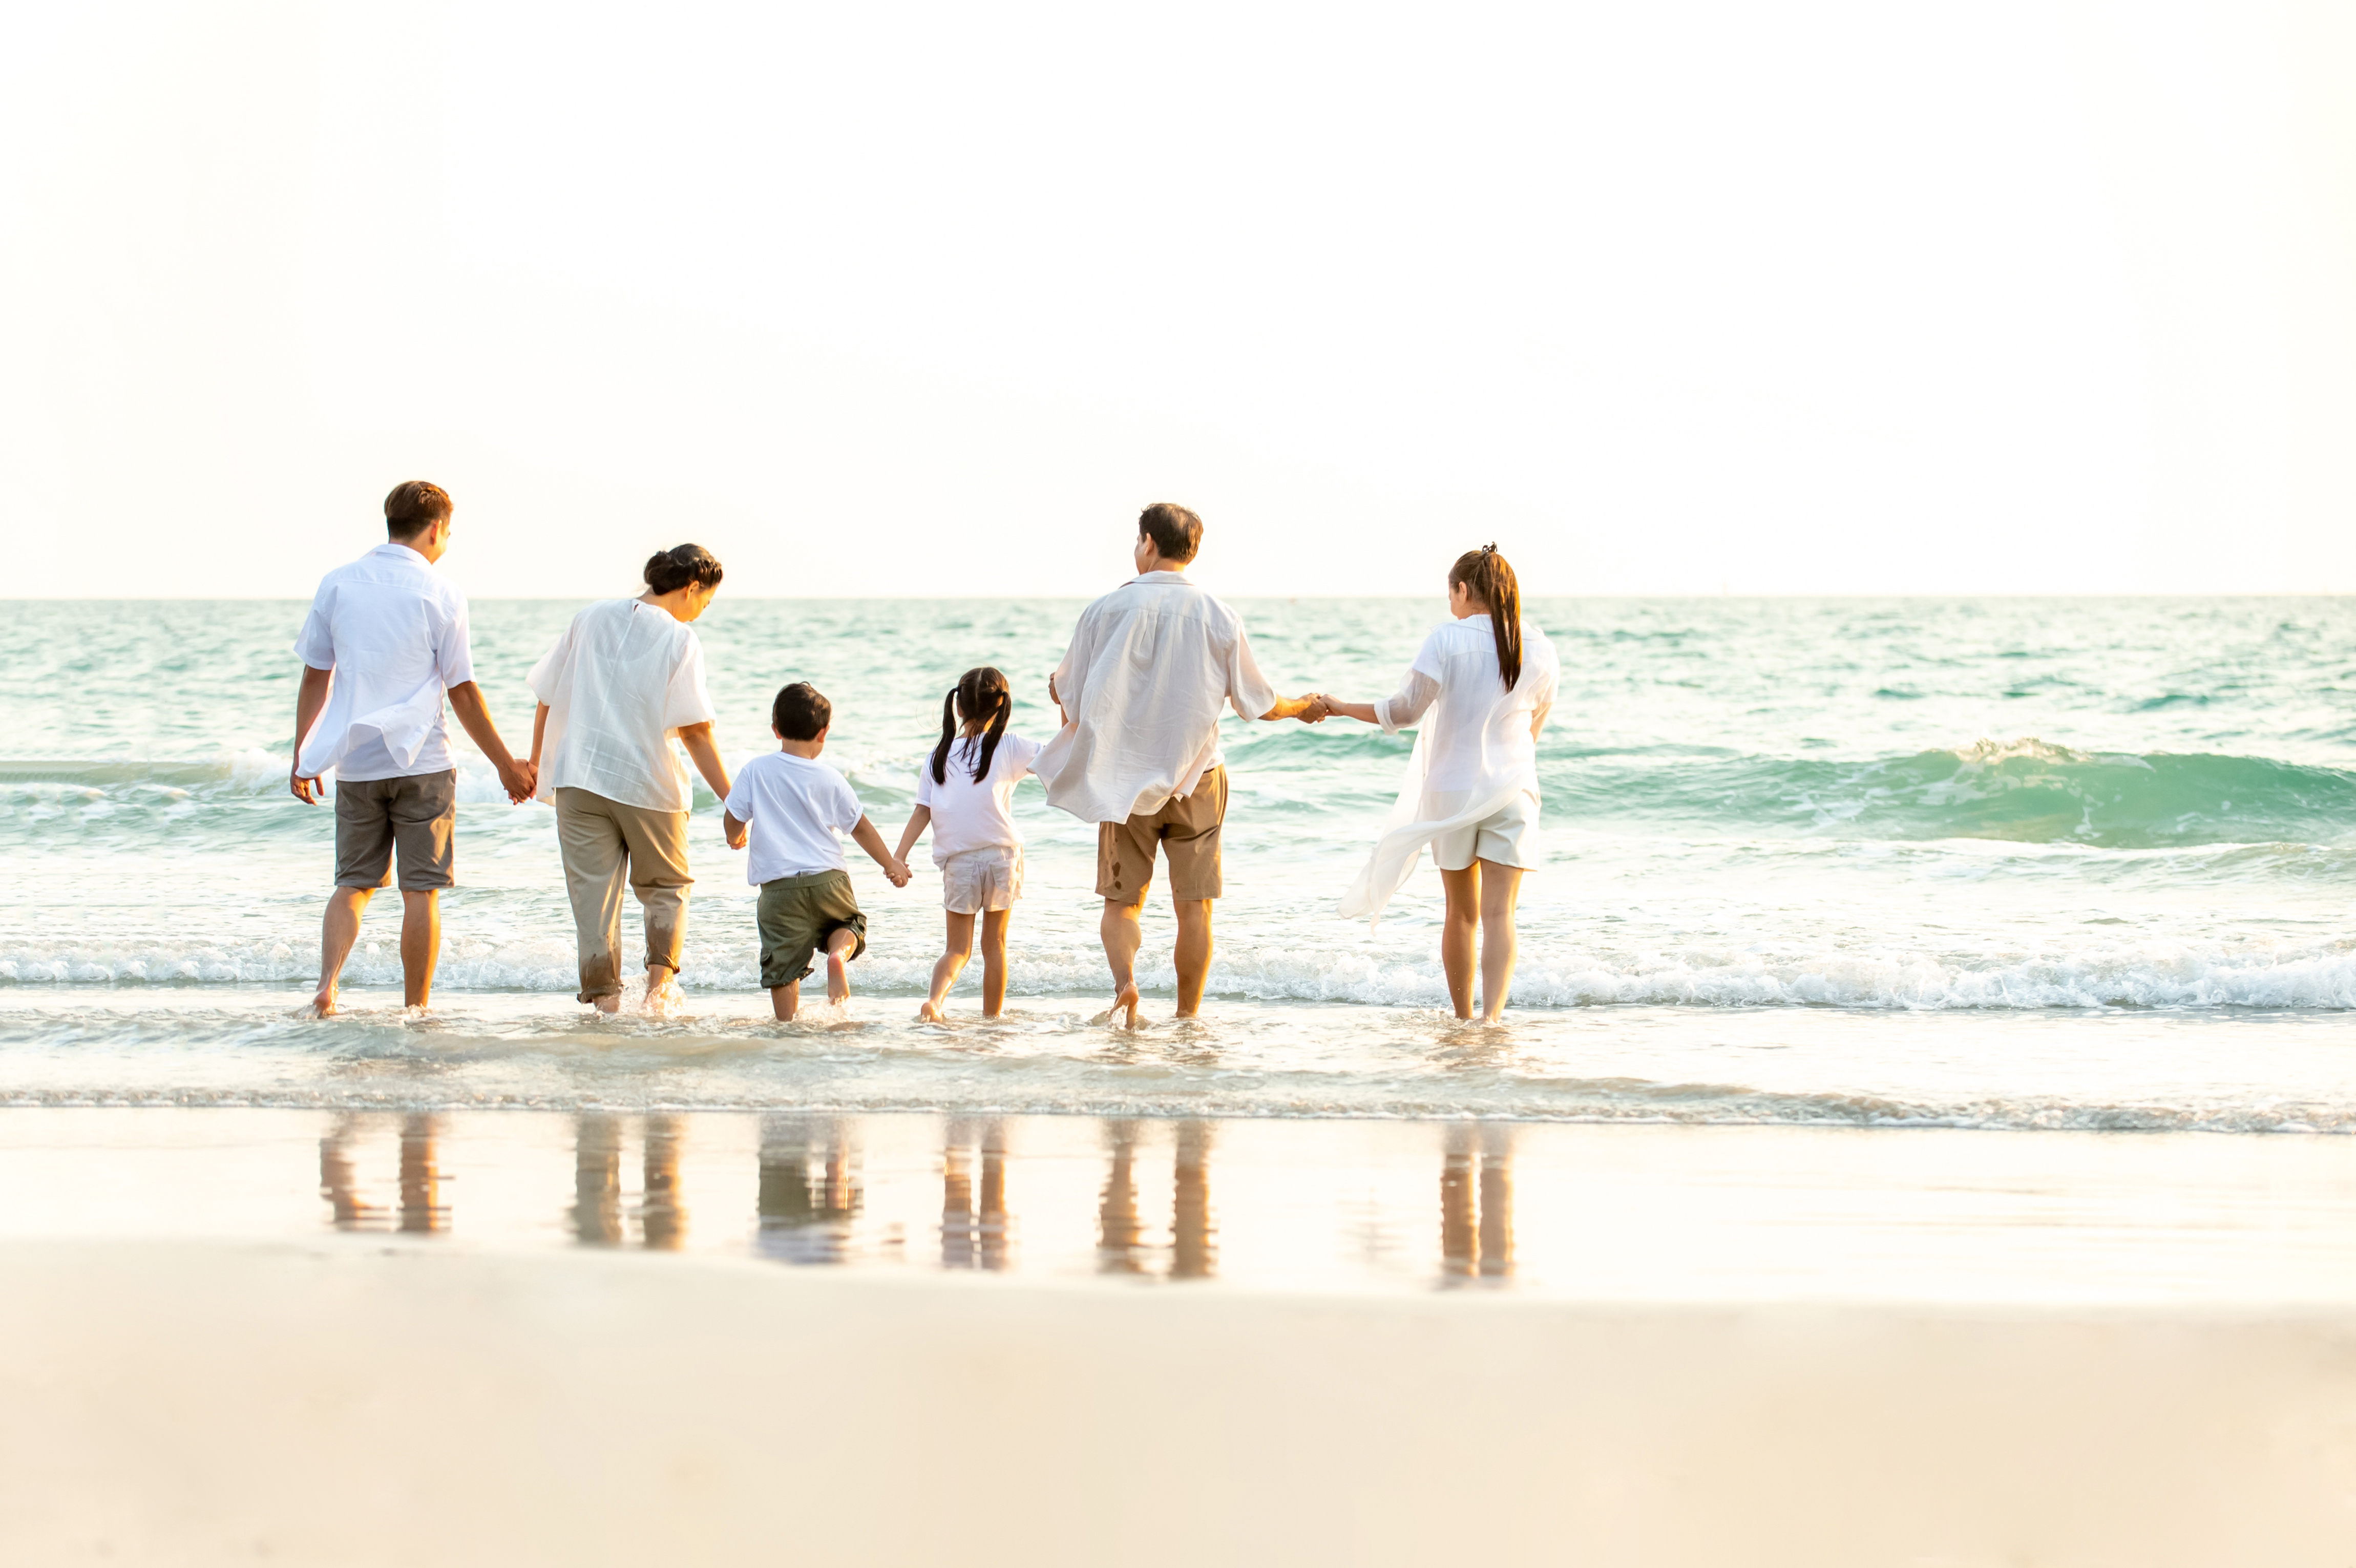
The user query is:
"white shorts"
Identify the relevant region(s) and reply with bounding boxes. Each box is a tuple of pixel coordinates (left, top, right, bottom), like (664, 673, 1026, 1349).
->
(940, 845, 1024, 914)
(1430, 793, 1540, 873)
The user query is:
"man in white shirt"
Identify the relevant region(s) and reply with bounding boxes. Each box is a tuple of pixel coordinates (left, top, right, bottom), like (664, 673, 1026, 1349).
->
(289, 481, 537, 1015)
(1034, 503, 1328, 1027)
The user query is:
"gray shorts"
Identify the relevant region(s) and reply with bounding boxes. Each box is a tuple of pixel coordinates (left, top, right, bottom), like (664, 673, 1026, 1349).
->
(334, 770, 457, 891)
(756, 870, 868, 987)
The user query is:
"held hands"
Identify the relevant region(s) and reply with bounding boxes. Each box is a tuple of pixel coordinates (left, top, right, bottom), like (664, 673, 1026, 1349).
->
(884, 856, 912, 889)
(1288, 692, 1332, 723)
(497, 758, 538, 804)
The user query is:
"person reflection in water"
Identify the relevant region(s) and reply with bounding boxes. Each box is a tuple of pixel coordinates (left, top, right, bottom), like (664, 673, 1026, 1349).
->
(941, 1121, 1012, 1272)
(642, 1115, 687, 1251)
(319, 1113, 448, 1234)
(756, 1117, 862, 1265)
(572, 1115, 625, 1245)
(1439, 1124, 1513, 1284)
(1096, 1120, 1217, 1279)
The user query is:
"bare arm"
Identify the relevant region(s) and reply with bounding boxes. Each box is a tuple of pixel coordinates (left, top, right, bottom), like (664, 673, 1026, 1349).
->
(1257, 693, 1331, 723)
(289, 666, 334, 803)
(445, 681, 536, 803)
(1319, 699, 1381, 725)
(851, 816, 912, 887)
(894, 804, 932, 866)
(677, 721, 731, 802)
(529, 703, 550, 769)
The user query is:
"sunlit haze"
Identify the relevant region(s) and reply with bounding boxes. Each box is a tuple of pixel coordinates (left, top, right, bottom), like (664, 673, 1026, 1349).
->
(5, 2, 2352, 600)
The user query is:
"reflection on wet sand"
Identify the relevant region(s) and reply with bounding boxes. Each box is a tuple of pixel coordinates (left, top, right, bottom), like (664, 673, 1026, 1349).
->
(1440, 1125, 1513, 1284)
(642, 1115, 686, 1252)
(1097, 1120, 1218, 1281)
(941, 1120, 1012, 1271)
(573, 1115, 624, 1245)
(757, 1116, 862, 1265)
(319, 1114, 448, 1234)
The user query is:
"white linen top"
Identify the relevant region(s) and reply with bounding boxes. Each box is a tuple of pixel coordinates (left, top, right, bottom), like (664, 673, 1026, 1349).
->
(1338, 615, 1559, 923)
(723, 751, 866, 883)
(527, 599, 717, 813)
(292, 542, 476, 782)
(914, 730, 1044, 863)
(1033, 571, 1280, 824)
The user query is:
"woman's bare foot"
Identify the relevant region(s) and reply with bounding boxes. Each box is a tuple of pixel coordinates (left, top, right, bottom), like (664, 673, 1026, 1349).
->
(1111, 980, 1141, 1030)
(917, 1000, 947, 1023)
(307, 984, 338, 1018)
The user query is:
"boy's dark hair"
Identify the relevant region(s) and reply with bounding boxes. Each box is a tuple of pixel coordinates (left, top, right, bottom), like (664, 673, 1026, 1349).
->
(772, 682, 831, 741)
(1138, 502, 1203, 565)
(384, 480, 453, 540)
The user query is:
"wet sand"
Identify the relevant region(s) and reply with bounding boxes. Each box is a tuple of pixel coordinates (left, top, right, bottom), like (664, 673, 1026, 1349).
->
(3, 1239, 2353, 1566)
(5, 1108, 2356, 1563)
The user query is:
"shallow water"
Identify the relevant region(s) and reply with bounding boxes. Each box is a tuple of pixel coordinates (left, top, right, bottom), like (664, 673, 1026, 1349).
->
(3, 596, 2353, 1128)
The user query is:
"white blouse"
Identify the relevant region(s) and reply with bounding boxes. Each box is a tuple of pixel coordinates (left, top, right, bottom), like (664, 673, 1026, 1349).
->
(528, 599, 718, 813)
(1338, 615, 1559, 922)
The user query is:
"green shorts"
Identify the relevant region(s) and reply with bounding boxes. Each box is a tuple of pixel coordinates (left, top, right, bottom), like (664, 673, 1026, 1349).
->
(756, 870, 868, 988)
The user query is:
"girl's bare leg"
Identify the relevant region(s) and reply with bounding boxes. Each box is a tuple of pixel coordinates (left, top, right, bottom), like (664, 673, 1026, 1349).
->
(1476, 859, 1525, 1022)
(980, 908, 1012, 1018)
(1438, 864, 1481, 1021)
(921, 913, 977, 1021)
(770, 981, 799, 1021)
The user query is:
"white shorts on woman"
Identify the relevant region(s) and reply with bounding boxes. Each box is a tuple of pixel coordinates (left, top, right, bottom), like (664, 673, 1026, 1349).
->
(941, 845, 1024, 913)
(1429, 792, 1540, 872)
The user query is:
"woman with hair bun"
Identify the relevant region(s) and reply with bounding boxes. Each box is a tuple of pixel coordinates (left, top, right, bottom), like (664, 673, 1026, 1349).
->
(527, 544, 734, 1014)
(1313, 545, 1558, 1023)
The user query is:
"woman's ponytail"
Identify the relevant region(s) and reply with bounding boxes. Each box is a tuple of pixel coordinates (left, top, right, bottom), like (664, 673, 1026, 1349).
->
(930, 667, 1015, 786)
(1448, 544, 1523, 691)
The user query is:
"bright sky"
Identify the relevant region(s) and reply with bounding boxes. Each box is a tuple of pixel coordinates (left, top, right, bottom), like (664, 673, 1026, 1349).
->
(4, 2, 2352, 600)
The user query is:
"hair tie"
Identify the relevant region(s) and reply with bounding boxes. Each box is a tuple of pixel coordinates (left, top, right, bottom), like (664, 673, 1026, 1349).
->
(1480, 542, 1497, 555)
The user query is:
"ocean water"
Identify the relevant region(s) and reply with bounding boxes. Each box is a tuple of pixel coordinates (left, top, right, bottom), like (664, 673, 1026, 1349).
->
(3, 596, 2353, 1132)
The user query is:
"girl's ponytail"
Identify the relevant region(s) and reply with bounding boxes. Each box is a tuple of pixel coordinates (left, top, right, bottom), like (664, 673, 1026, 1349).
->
(928, 687, 960, 786)
(1448, 544, 1523, 691)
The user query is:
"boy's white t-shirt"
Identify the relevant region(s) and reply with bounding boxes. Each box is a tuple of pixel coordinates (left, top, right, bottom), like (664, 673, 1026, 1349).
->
(914, 730, 1042, 863)
(724, 751, 866, 883)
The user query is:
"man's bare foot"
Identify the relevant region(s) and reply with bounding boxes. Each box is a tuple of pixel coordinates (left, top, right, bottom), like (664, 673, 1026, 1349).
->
(917, 1001, 947, 1023)
(644, 981, 683, 1017)
(1110, 980, 1141, 1030)
(593, 993, 621, 1014)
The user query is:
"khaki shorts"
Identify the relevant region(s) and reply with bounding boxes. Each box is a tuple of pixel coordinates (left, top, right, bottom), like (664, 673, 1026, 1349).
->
(941, 845, 1023, 914)
(334, 770, 457, 891)
(1098, 767, 1226, 906)
(756, 871, 868, 988)
(1431, 792, 1541, 873)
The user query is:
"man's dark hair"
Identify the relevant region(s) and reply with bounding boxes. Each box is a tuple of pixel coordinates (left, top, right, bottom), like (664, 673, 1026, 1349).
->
(384, 480, 453, 541)
(1138, 502, 1203, 565)
(772, 682, 832, 741)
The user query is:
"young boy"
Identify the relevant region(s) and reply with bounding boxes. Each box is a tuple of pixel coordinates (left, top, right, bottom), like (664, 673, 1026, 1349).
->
(723, 682, 910, 1020)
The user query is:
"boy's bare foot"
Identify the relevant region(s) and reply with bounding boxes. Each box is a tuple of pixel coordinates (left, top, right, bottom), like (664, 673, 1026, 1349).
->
(826, 950, 851, 1005)
(917, 1001, 947, 1023)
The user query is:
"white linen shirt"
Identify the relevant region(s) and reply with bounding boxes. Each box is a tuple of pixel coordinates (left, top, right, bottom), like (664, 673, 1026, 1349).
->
(1033, 572, 1280, 824)
(914, 730, 1043, 863)
(1374, 615, 1560, 800)
(292, 542, 475, 782)
(527, 598, 717, 813)
(723, 751, 866, 883)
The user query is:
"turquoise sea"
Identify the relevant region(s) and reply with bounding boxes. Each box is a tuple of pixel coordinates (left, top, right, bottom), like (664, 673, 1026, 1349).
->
(3, 596, 2352, 1131)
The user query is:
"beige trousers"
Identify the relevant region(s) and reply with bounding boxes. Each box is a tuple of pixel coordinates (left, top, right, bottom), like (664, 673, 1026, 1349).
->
(554, 788, 693, 1003)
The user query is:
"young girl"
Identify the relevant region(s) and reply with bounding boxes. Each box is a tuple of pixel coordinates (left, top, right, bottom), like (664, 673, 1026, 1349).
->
(894, 667, 1042, 1021)
(1316, 545, 1558, 1022)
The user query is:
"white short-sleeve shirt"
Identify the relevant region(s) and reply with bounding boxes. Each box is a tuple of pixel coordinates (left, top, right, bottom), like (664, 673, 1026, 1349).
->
(527, 598, 718, 813)
(913, 730, 1043, 863)
(723, 751, 866, 883)
(1032, 572, 1280, 824)
(292, 542, 476, 782)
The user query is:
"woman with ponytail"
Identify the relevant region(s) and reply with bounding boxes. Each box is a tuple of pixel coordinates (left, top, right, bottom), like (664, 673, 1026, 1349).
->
(526, 544, 732, 1015)
(1313, 545, 1558, 1022)
(893, 666, 1044, 1020)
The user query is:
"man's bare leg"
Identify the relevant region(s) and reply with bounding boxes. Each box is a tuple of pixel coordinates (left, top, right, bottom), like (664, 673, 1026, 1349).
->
(770, 981, 800, 1021)
(1100, 898, 1144, 1027)
(1172, 898, 1212, 1019)
(824, 927, 858, 1005)
(399, 890, 440, 1009)
(313, 886, 372, 1016)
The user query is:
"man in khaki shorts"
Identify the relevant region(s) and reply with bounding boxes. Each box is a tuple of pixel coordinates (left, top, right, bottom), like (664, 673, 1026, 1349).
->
(1034, 504, 1328, 1027)
(289, 481, 537, 1015)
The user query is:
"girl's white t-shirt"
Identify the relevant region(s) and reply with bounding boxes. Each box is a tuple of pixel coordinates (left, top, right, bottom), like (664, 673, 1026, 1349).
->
(913, 730, 1043, 863)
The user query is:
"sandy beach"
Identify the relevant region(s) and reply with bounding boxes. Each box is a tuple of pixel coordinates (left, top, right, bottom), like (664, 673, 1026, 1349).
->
(3, 1238, 2351, 1566)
